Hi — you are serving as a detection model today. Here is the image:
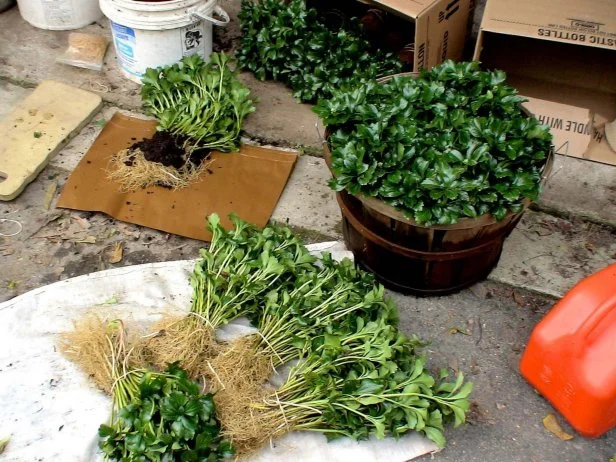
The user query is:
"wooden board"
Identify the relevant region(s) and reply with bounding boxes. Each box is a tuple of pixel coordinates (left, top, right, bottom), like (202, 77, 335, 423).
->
(0, 81, 102, 201)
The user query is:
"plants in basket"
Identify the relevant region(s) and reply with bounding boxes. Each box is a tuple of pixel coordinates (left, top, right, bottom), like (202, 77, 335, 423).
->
(314, 60, 553, 226)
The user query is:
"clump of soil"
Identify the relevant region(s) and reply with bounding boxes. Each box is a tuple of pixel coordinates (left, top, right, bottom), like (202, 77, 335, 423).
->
(128, 131, 210, 169)
(107, 131, 212, 192)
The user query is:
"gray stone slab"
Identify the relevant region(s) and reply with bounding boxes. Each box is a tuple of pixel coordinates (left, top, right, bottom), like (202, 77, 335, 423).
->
(490, 210, 616, 298)
(391, 282, 616, 462)
(0, 80, 29, 119)
(238, 73, 322, 152)
(272, 154, 342, 238)
(537, 154, 616, 227)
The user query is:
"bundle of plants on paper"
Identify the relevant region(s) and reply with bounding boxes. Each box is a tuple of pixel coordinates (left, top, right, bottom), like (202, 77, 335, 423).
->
(107, 53, 255, 192)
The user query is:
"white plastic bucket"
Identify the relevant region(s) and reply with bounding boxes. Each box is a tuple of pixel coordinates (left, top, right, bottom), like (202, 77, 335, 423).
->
(16, 0, 103, 30)
(100, 0, 229, 83)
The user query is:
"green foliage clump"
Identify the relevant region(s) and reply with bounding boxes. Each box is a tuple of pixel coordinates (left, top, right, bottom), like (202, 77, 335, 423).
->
(188, 215, 473, 447)
(314, 61, 553, 225)
(237, 0, 403, 103)
(99, 363, 234, 461)
(141, 52, 255, 152)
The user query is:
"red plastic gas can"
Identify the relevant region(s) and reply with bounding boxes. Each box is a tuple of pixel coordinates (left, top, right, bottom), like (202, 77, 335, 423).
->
(520, 263, 616, 437)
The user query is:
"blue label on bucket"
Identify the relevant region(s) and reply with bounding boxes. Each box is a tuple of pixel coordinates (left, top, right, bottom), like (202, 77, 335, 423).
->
(111, 22, 136, 41)
(116, 41, 134, 59)
(111, 21, 140, 77)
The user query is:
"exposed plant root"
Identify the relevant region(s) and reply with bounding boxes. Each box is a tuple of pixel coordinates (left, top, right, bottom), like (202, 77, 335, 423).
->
(205, 335, 288, 456)
(62, 313, 294, 457)
(217, 395, 281, 457)
(107, 147, 211, 192)
(208, 335, 272, 392)
(58, 313, 141, 395)
(138, 315, 220, 379)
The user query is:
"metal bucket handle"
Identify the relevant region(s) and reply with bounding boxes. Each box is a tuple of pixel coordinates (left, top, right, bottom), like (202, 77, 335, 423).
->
(191, 4, 230, 27)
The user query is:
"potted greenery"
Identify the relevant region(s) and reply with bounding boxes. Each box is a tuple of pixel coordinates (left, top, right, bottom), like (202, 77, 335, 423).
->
(314, 60, 554, 294)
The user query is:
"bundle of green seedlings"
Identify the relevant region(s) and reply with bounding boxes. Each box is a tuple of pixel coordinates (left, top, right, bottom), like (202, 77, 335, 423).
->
(208, 254, 472, 453)
(251, 322, 471, 448)
(137, 214, 472, 453)
(237, 0, 403, 103)
(108, 52, 256, 191)
(60, 317, 234, 461)
(63, 215, 472, 457)
(141, 213, 317, 378)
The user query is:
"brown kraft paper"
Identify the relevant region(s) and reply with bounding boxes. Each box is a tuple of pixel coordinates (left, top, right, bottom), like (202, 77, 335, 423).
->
(57, 113, 298, 241)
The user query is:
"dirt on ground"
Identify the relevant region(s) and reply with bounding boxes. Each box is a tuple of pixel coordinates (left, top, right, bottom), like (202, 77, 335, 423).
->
(392, 282, 616, 462)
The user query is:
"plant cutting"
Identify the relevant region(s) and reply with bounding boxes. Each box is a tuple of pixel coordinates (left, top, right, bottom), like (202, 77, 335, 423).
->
(237, 0, 403, 103)
(60, 317, 234, 461)
(141, 213, 317, 378)
(107, 52, 255, 191)
(217, 292, 471, 452)
(99, 363, 234, 462)
(315, 60, 553, 225)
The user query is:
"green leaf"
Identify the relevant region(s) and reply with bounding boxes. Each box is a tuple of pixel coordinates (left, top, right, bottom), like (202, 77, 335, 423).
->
(423, 426, 446, 448)
(356, 395, 384, 405)
(172, 416, 198, 440)
(98, 424, 115, 438)
(461, 204, 477, 218)
(414, 209, 432, 224)
(218, 440, 235, 458)
(493, 206, 508, 221)
(356, 379, 384, 395)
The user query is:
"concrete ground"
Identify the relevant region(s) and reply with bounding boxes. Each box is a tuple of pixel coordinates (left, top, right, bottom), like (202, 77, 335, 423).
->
(0, 2, 615, 461)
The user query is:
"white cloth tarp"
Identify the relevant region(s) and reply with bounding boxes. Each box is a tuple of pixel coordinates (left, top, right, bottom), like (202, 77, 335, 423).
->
(0, 242, 438, 461)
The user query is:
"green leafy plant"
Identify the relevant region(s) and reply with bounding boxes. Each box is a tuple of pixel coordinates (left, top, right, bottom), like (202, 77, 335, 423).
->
(189, 215, 473, 448)
(190, 214, 317, 328)
(99, 363, 234, 461)
(314, 61, 553, 225)
(65, 215, 472, 456)
(237, 0, 403, 103)
(141, 52, 256, 152)
(254, 311, 471, 447)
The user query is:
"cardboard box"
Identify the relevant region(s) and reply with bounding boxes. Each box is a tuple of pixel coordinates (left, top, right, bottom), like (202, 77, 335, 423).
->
(474, 0, 616, 165)
(364, 0, 475, 71)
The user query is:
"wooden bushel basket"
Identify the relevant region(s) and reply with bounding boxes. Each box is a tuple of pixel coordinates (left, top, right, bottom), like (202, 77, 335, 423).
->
(323, 73, 554, 295)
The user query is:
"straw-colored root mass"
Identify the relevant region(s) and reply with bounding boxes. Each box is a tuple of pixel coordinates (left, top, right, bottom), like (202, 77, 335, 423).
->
(208, 335, 283, 455)
(60, 314, 293, 457)
(58, 314, 141, 395)
(208, 335, 272, 391)
(107, 147, 211, 192)
(139, 315, 220, 379)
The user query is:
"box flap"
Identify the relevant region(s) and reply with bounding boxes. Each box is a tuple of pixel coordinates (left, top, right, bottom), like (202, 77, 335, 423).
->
(523, 96, 616, 166)
(475, 32, 616, 94)
(364, 0, 434, 18)
(480, 0, 616, 51)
